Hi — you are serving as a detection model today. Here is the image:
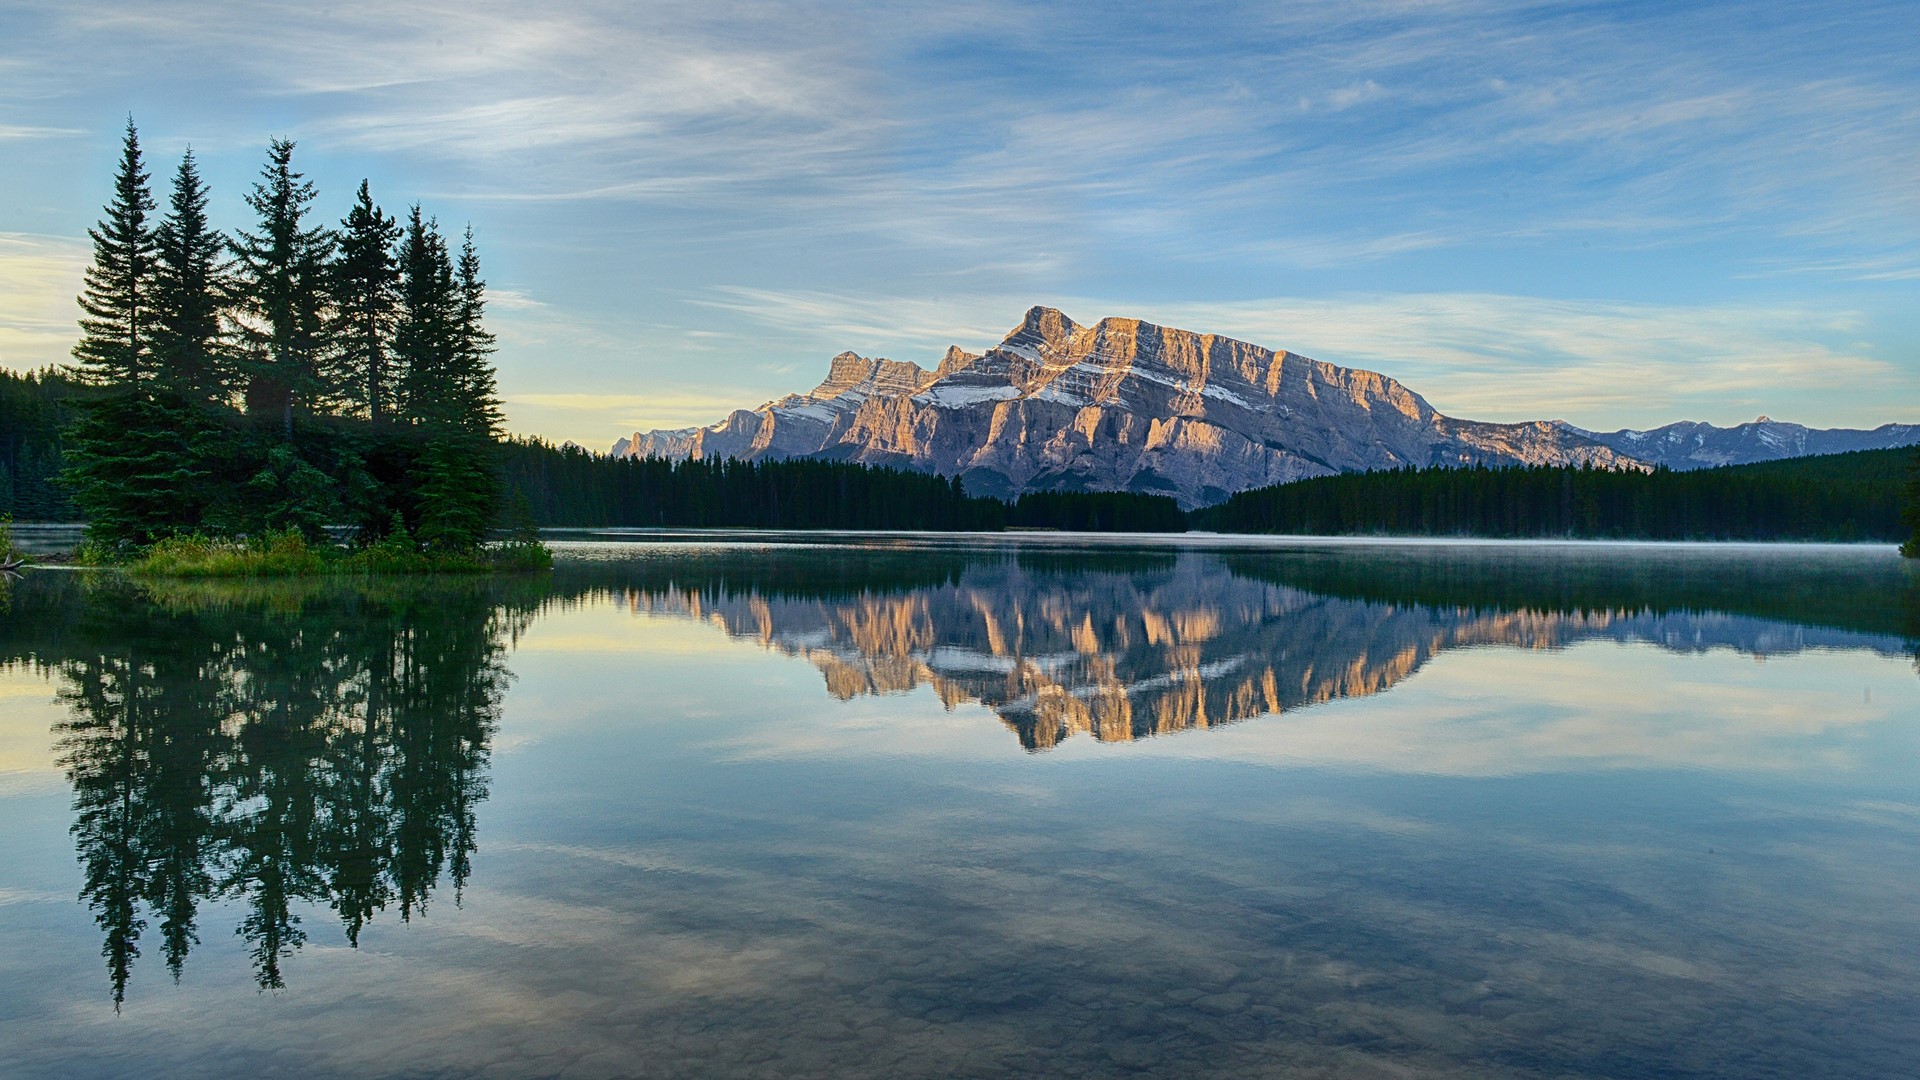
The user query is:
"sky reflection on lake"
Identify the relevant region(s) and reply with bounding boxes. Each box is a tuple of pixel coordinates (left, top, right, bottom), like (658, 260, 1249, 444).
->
(0, 538, 1915, 1078)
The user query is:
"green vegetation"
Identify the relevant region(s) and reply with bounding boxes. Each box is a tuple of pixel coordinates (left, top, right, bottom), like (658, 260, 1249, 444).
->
(1005, 490, 1188, 532)
(1195, 449, 1917, 541)
(54, 120, 531, 575)
(124, 530, 552, 578)
(498, 438, 1189, 532)
(0, 514, 20, 572)
(0, 368, 82, 522)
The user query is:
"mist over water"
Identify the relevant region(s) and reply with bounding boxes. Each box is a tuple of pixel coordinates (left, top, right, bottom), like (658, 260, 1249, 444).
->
(1, 537, 1916, 1078)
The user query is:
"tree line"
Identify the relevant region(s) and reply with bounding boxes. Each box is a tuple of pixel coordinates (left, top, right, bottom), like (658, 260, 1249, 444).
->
(0, 367, 79, 521)
(57, 120, 501, 551)
(497, 438, 1189, 532)
(1196, 451, 1920, 545)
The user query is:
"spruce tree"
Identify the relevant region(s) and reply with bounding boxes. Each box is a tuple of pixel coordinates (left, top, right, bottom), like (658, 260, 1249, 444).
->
(71, 119, 157, 387)
(399, 221, 504, 550)
(393, 207, 456, 427)
(451, 226, 502, 439)
(332, 181, 401, 424)
(229, 139, 337, 435)
(150, 149, 230, 406)
(65, 121, 213, 545)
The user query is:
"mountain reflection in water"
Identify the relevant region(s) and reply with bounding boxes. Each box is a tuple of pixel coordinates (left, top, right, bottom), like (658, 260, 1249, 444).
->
(575, 543, 1920, 752)
(1, 539, 1915, 1006)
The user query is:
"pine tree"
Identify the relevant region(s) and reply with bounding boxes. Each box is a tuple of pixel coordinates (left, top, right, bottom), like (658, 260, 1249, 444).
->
(71, 119, 157, 387)
(393, 207, 456, 427)
(397, 222, 503, 550)
(65, 121, 217, 545)
(229, 139, 337, 435)
(332, 181, 401, 424)
(150, 149, 229, 406)
(451, 226, 502, 439)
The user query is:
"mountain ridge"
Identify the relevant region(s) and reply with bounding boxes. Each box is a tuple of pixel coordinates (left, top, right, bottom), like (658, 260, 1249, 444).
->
(1553, 417, 1920, 470)
(612, 307, 1917, 508)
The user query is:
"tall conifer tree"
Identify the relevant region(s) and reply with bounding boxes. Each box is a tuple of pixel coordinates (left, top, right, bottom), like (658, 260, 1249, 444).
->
(451, 226, 502, 439)
(65, 120, 210, 545)
(398, 219, 503, 550)
(71, 119, 157, 387)
(151, 149, 229, 405)
(229, 139, 337, 435)
(393, 207, 456, 427)
(332, 181, 401, 424)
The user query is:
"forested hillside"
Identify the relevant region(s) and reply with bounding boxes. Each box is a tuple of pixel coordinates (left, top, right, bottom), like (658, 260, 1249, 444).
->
(0, 368, 80, 521)
(1194, 449, 1920, 542)
(498, 438, 1187, 532)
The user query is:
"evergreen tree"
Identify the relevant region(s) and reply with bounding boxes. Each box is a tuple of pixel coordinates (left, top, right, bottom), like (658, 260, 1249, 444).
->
(393, 207, 456, 427)
(332, 181, 401, 424)
(150, 149, 230, 405)
(65, 121, 218, 545)
(229, 139, 337, 435)
(71, 119, 157, 387)
(451, 226, 502, 439)
(54, 125, 519, 556)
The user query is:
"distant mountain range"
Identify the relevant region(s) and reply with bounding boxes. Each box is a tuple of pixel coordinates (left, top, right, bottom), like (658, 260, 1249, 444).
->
(614, 307, 1920, 508)
(1553, 418, 1920, 471)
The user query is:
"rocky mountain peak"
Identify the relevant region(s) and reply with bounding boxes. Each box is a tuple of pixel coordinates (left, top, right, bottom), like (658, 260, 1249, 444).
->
(613, 305, 1672, 506)
(1009, 306, 1081, 350)
(809, 352, 931, 402)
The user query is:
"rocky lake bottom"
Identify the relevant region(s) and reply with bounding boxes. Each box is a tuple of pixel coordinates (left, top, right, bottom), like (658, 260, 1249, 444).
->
(0, 534, 1915, 1078)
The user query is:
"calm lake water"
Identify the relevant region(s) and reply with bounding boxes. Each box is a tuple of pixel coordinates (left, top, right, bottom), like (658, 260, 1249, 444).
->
(1, 534, 1916, 1079)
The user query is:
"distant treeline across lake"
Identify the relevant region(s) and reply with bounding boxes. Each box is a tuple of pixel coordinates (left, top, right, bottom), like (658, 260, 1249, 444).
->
(1192, 449, 1919, 542)
(497, 439, 1917, 541)
(7, 367, 1917, 539)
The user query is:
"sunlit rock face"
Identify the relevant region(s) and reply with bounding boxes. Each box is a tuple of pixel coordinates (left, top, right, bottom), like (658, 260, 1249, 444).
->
(616, 556, 1908, 752)
(611, 307, 1643, 509)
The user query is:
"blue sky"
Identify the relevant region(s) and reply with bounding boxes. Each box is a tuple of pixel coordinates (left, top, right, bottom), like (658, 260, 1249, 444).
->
(1, 0, 1915, 447)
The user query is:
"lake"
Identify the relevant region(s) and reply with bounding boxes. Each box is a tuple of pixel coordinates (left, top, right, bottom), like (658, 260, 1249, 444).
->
(1, 534, 1916, 1078)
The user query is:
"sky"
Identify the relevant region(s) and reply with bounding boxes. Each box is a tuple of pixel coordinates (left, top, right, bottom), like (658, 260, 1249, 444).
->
(1, 0, 1916, 448)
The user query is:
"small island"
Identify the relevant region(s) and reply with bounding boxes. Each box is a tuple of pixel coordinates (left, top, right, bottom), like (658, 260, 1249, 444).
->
(53, 122, 546, 577)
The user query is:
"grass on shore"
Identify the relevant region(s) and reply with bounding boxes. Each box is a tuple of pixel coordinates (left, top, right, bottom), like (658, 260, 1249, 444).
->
(92, 529, 553, 579)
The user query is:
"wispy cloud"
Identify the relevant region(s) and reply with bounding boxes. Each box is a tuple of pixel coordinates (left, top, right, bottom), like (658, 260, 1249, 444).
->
(0, 233, 85, 370)
(500, 390, 764, 447)
(1145, 294, 1904, 427)
(695, 286, 1914, 430)
(0, 124, 83, 140)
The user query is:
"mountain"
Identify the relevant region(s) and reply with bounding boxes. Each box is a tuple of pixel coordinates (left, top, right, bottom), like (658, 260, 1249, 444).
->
(616, 307, 1650, 509)
(1554, 418, 1920, 470)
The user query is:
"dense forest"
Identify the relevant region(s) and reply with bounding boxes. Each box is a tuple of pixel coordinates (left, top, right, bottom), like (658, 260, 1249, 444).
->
(0, 367, 80, 521)
(1196, 449, 1920, 544)
(47, 120, 503, 553)
(498, 438, 1189, 532)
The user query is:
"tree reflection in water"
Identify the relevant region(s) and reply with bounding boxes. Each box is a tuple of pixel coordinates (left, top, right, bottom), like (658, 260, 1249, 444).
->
(38, 576, 537, 1003)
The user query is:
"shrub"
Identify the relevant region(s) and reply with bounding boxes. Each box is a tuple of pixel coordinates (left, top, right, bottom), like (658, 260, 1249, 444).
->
(130, 530, 328, 578)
